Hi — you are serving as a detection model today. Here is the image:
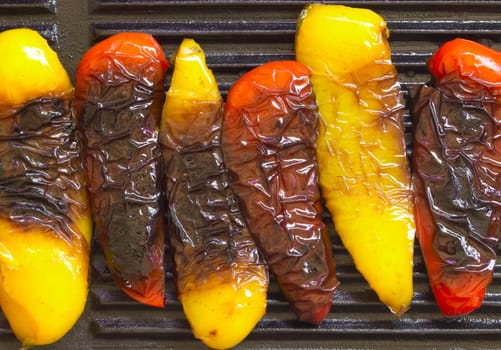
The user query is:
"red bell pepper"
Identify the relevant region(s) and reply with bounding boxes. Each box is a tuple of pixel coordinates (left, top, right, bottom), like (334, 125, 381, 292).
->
(221, 60, 338, 324)
(412, 38, 501, 315)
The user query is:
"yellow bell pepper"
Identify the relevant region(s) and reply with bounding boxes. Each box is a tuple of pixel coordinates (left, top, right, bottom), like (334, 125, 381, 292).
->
(0, 28, 92, 346)
(296, 4, 415, 315)
(161, 38, 268, 349)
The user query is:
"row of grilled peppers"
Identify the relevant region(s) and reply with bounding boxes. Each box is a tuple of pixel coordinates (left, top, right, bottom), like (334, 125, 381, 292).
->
(0, 3, 500, 349)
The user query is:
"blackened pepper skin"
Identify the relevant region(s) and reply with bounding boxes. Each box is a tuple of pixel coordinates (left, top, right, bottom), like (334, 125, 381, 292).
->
(164, 104, 265, 283)
(412, 38, 501, 316)
(73, 32, 169, 308)
(0, 98, 86, 242)
(221, 60, 338, 325)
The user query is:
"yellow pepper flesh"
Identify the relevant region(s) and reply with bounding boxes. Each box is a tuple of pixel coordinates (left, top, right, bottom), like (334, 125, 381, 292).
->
(296, 4, 415, 315)
(0, 28, 92, 346)
(180, 267, 267, 350)
(0, 28, 72, 109)
(0, 220, 90, 346)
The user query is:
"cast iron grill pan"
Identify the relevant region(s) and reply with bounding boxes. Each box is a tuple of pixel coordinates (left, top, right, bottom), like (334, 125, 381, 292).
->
(1, 1, 501, 349)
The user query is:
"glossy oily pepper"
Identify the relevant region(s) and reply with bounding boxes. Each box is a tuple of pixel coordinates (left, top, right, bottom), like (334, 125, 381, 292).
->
(73, 32, 168, 308)
(0, 28, 93, 346)
(221, 60, 338, 325)
(412, 38, 501, 316)
(160, 38, 268, 349)
(296, 4, 416, 315)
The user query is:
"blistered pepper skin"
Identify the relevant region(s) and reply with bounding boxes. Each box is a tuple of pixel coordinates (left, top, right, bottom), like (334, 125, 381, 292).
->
(412, 39, 501, 316)
(0, 28, 92, 346)
(74, 33, 168, 308)
(296, 4, 416, 315)
(161, 38, 268, 349)
(221, 60, 338, 325)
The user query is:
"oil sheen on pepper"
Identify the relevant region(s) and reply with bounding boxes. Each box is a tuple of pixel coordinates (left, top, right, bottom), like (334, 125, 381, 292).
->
(0, 28, 93, 347)
(221, 60, 338, 325)
(73, 32, 169, 308)
(295, 4, 416, 315)
(160, 38, 268, 350)
(412, 38, 501, 316)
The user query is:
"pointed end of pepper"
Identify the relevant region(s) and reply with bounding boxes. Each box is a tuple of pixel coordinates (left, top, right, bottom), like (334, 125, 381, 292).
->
(291, 282, 338, 325)
(297, 301, 332, 325)
(432, 282, 486, 316)
(114, 271, 166, 308)
(167, 37, 220, 102)
(161, 37, 223, 146)
(389, 303, 410, 318)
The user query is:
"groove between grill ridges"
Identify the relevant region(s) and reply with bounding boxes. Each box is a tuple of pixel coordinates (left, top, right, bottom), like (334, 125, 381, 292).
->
(91, 0, 501, 7)
(159, 52, 431, 68)
(0, 23, 58, 44)
(0, 0, 55, 14)
(90, 19, 501, 37)
(87, 0, 460, 6)
(90, 311, 501, 337)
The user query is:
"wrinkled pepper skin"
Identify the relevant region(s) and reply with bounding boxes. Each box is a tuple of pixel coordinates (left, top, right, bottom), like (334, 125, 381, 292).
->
(160, 38, 268, 349)
(73, 33, 168, 307)
(412, 38, 501, 316)
(295, 4, 416, 315)
(0, 28, 93, 346)
(221, 60, 338, 325)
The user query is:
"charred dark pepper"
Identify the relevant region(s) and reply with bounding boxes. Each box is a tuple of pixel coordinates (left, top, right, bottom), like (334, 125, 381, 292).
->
(412, 38, 501, 315)
(73, 32, 168, 307)
(221, 60, 338, 324)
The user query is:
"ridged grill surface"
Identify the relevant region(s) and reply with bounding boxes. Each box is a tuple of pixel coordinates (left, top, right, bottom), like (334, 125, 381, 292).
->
(1, 1, 501, 349)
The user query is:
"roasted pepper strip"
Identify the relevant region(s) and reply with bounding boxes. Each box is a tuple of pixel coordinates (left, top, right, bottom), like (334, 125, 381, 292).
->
(296, 4, 416, 315)
(0, 28, 92, 346)
(160, 38, 268, 349)
(412, 38, 501, 316)
(74, 32, 168, 307)
(221, 60, 338, 325)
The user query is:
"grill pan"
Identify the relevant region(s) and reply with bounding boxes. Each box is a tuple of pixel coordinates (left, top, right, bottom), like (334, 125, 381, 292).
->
(1, 1, 501, 349)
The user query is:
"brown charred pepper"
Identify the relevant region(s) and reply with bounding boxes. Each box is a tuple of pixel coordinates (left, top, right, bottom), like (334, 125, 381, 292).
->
(412, 38, 501, 316)
(73, 32, 168, 307)
(221, 60, 338, 325)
